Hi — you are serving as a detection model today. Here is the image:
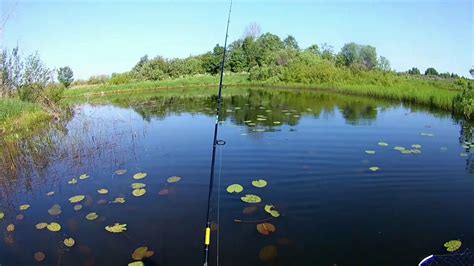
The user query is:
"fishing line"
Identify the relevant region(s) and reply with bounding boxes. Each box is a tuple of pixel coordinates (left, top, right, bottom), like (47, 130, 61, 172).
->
(216, 138, 224, 266)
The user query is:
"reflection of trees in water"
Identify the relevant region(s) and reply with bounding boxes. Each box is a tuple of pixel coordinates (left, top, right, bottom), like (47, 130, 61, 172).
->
(0, 109, 142, 204)
(455, 118, 474, 173)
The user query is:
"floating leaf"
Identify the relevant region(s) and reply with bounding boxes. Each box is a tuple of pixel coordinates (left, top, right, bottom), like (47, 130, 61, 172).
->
(79, 174, 89, 180)
(167, 176, 181, 183)
(256, 223, 276, 235)
(132, 188, 146, 197)
(63, 237, 75, 247)
(131, 183, 146, 189)
(133, 173, 147, 180)
(97, 189, 109, 195)
(394, 146, 405, 151)
(226, 184, 243, 193)
(85, 212, 98, 221)
(73, 204, 83, 211)
(34, 252, 46, 262)
(252, 179, 267, 188)
(365, 150, 376, 155)
(48, 204, 62, 216)
(6, 224, 15, 232)
(19, 204, 30, 211)
(378, 142, 389, 147)
(128, 262, 144, 266)
(131, 246, 154, 260)
(241, 194, 262, 203)
(68, 178, 77, 185)
(0, 212, 4, 220)
(46, 191, 55, 196)
(264, 205, 280, 217)
(460, 153, 469, 157)
(105, 223, 127, 233)
(158, 188, 169, 196)
(115, 169, 127, 175)
(259, 245, 277, 262)
(112, 197, 126, 204)
(69, 195, 85, 203)
(35, 223, 48, 230)
(47, 222, 61, 232)
(369, 167, 380, 172)
(400, 149, 412, 154)
(444, 240, 461, 252)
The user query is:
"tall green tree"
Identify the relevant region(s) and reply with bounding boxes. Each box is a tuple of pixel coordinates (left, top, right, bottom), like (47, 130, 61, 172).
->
(283, 35, 299, 51)
(377, 56, 391, 71)
(57, 66, 74, 88)
(425, 67, 439, 76)
(305, 44, 321, 56)
(407, 67, 421, 75)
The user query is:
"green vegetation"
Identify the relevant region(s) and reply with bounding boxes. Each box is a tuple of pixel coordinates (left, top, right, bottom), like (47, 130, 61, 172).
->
(0, 98, 51, 138)
(58, 66, 74, 88)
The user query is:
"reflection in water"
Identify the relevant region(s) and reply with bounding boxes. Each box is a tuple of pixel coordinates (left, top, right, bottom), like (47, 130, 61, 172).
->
(0, 88, 472, 266)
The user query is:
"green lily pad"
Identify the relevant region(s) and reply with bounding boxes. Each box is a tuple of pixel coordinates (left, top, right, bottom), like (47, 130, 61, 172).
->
(0, 212, 4, 220)
(378, 142, 389, 147)
(35, 223, 48, 230)
(369, 167, 380, 172)
(131, 183, 146, 189)
(69, 195, 85, 203)
(79, 174, 89, 180)
(46, 191, 55, 196)
(394, 146, 405, 151)
(365, 150, 376, 155)
(226, 184, 243, 193)
(411, 144, 422, 149)
(19, 204, 30, 211)
(133, 173, 147, 180)
(112, 197, 126, 204)
(105, 223, 127, 233)
(46, 222, 61, 232)
(128, 261, 145, 266)
(444, 240, 461, 252)
(167, 176, 182, 183)
(73, 205, 82, 211)
(97, 189, 109, 195)
(132, 188, 146, 197)
(115, 169, 127, 175)
(400, 149, 412, 154)
(85, 212, 98, 221)
(68, 178, 77, 185)
(241, 194, 262, 203)
(252, 179, 267, 188)
(264, 205, 280, 217)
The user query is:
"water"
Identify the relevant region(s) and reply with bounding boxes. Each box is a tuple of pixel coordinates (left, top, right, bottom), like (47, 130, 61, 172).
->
(0, 88, 473, 266)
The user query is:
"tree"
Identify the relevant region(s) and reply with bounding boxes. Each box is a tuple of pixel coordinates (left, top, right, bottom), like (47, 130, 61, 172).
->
(305, 44, 321, 56)
(23, 51, 52, 86)
(57, 66, 74, 88)
(283, 35, 299, 51)
(407, 67, 421, 75)
(425, 67, 439, 76)
(320, 43, 334, 61)
(470, 68, 474, 78)
(132, 55, 149, 72)
(377, 56, 390, 71)
(359, 45, 377, 69)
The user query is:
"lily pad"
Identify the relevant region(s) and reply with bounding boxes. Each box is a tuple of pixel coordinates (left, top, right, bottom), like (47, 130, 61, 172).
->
(264, 205, 280, 217)
(115, 169, 127, 175)
(48, 204, 62, 216)
(0, 212, 4, 220)
(46, 191, 55, 196)
(226, 184, 243, 193)
(73, 204, 83, 211)
(167, 176, 182, 183)
(256, 223, 276, 235)
(34, 252, 46, 262)
(394, 146, 405, 151)
(19, 204, 30, 211)
(79, 174, 89, 180)
(63, 237, 75, 247)
(369, 167, 380, 172)
(444, 240, 461, 252)
(400, 149, 412, 154)
(132, 188, 146, 197)
(128, 262, 144, 266)
(241, 194, 262, 203)
(69, 195, 85, 203)
(68, 178, 77, 185)
(133, 173, 147, 180)
(46, 222, 61, 232)
(131, 246, 154, 260)
(112, 197, 126, 204)
(252, 179, 267, 188)
(131, 183, 146, 189)
(105, 223, 127, 233)
(7, 224, 15, 232)
(98, 189, 109, 195)
(365, 150, 376, 154)
(378, 142, 389, 147)
(35, 223, 48, 230)
(85, 212, 98, 221)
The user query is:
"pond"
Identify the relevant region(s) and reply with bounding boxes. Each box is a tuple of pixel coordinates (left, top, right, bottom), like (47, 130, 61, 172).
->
(0, 88, 473, 266)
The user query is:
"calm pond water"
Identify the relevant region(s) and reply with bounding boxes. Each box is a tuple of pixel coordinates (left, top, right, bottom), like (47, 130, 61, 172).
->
(0, 88, 473, 266)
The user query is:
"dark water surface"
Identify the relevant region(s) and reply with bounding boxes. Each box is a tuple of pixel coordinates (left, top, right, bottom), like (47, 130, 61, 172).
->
(0, 88, 473, 266)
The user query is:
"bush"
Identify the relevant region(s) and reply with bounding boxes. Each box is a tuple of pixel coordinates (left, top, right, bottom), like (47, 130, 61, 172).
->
(18, 83, 44, 102)
(43, 84, 65, 104)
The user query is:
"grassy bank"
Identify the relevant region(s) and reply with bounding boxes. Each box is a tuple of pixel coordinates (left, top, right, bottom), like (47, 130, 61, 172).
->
(65, 73, 465, 115)
(0, 99, 52, 139)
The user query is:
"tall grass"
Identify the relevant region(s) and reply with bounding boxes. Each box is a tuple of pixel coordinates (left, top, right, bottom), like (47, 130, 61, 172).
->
(0, 98, 51, 138)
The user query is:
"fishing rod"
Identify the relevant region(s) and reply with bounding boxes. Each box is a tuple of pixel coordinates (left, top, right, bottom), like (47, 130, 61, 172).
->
(203, 1, 232, 266)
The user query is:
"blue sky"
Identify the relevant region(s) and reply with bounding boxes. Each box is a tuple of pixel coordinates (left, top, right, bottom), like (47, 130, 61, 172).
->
(1, 0, 472, 79)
